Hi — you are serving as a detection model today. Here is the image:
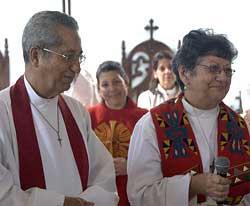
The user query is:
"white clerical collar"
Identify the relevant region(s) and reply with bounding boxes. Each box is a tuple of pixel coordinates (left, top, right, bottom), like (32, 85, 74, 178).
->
(157, 83, 177, 96)
(182, 97, 219, 118)
(24, 75, 58, 107)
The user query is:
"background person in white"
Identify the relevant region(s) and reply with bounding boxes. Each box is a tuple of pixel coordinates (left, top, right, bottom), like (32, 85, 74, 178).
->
(137, 50, 180, 110)
(127, 29, 250, 205)
(0, 11, 118, 206)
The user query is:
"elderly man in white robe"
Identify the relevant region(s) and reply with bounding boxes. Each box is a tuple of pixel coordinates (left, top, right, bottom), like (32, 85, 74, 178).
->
(0, 11, 118, 206)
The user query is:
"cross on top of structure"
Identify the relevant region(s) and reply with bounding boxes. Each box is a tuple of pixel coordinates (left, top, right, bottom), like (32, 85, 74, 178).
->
(144, 19, 159, 40)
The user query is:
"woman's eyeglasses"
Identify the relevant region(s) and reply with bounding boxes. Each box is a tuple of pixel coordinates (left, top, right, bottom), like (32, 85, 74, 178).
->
(197, 64, 235, 77)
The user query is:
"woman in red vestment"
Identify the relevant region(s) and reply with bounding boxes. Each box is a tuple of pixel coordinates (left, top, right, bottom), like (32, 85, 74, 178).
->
(88, 61, 147, 206)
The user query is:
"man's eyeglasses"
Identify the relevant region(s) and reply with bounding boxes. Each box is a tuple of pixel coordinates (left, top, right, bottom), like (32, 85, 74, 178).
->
(196, 64, 235, 77)
(41, 48, 86, 65)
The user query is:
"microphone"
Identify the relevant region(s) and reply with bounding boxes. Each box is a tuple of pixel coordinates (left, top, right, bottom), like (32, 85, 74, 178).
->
(214, 156, 230, 205)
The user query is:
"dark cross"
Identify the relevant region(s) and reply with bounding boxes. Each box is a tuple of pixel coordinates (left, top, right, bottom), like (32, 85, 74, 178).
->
(58, 136, 63, 147)
(144, 19, 159, 40)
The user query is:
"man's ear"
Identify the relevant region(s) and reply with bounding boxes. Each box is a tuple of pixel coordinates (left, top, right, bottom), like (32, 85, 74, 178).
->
(29, 47, 40, 67)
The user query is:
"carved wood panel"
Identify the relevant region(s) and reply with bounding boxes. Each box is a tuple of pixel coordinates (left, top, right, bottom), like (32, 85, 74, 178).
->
(121, 19, 172, 102)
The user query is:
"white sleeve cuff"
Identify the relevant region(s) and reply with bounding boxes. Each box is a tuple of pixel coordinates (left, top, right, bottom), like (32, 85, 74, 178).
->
(79, 186, 119, 206)
(26, 187, 65, 206)
(241, 193, 250, 205)
(165, 173, 191, 206)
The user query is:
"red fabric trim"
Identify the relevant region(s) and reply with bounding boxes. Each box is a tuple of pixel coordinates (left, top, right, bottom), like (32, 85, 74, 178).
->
(58, 95, 89, 190)
(150, 96, 203, 177)
(10, 76, 46, 190)
(116, 175, 129, 206)
(151, 96, 206, 203)
(10, 76, 89, 191)
(151, 96, 250, 204)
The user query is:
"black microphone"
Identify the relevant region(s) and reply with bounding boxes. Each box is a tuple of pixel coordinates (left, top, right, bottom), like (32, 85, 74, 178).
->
(214, 156, 230, 205)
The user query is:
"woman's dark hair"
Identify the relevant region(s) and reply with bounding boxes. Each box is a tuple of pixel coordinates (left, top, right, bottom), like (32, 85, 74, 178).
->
(96, 61, 128, 88)
(172, 28, 238, 91)
(149, 50, 175, 93)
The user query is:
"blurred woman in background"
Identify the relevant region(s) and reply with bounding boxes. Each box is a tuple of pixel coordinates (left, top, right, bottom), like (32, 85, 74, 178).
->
(88, 61, 147, 206)
(137, 50, 180, 109)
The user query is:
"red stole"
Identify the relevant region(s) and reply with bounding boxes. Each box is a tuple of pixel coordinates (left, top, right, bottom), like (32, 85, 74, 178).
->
(88, 98, 147, 206)
(150, 96, 250, 205)
(10, 76, 89, 191)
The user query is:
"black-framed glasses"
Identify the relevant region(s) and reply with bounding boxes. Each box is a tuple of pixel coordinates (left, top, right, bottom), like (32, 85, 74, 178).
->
(196, 64, 235, 77)
(41, 48, 86, 65)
